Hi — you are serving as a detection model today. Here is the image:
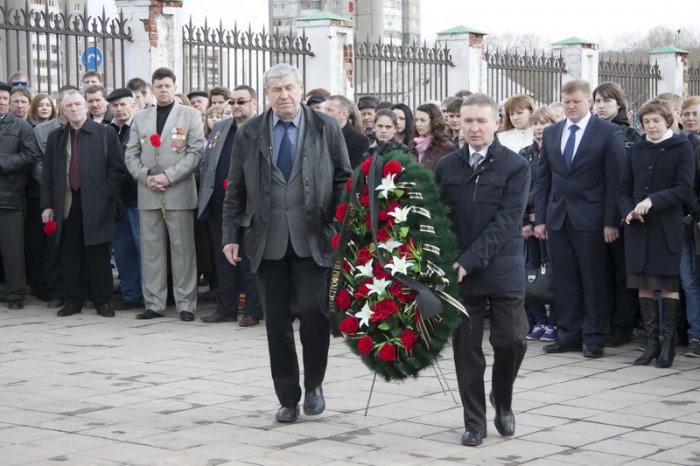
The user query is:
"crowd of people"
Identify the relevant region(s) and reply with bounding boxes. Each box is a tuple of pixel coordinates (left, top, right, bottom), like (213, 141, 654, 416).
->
(1, 64, 700, 445)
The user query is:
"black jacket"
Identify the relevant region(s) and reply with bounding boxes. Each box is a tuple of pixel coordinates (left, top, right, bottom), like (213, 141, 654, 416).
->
(435, 138, 530, 296)
(519, 142, 540, 222)
(342, 121, 369, 169)
(222, 107, 352, 272)
(41, 119, 127, 246)
(0, 113, 40, 210)
(618, 133, 694, 276)
(109, 119, 137, 207)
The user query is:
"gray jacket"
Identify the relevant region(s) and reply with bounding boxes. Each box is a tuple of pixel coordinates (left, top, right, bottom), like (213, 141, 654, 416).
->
(0, 113, 40, 210)
(222, 107, 351, 272)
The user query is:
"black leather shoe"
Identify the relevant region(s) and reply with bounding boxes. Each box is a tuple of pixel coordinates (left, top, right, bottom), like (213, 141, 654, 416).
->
(583, 345, 604, 358)
(8, 301, 23, 310)
(96, 303, 115, 317)
(200, 312, 236, 323)
(275, 405, 299, 423)
(135, 309, 165, 320)
(47, 299, 64, 309)
(543, 342, 582, 354)
(490, 393, 515, 436)
(461, 430, 486, 447)
(179, 311, 195, 322)
(303, 386, 325, 415)
(57, 306, 82, 317)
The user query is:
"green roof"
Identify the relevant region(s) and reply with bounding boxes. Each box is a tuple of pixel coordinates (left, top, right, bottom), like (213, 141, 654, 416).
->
(437, 25, 487, 36)
(552, 36, 596, 46)
(296, 12, 350, 22)
(649, 45, 690, 54)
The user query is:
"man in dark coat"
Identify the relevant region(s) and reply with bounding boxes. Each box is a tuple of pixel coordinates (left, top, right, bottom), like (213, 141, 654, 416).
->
(222, 64, 351, 423)
(40, 90, 127, 318)
(323, 95, 369, 169)
(436, 93, 530, 447)
(534, 79, 626, 358)
(0, 81, 40, 310)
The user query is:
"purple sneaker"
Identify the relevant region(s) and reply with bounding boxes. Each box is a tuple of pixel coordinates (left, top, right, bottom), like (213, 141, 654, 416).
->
(540, 326, 558, 342)
(526, 324, 546, 341)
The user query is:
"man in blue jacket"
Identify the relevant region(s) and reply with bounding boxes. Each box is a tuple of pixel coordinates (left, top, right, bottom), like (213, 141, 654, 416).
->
(436, 93, 530, 447)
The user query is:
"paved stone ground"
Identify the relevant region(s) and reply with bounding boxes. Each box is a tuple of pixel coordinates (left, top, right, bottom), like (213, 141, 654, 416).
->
(0, 297, 698, 466)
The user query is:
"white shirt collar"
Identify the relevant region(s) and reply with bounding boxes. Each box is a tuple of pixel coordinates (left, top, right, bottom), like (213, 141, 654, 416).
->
(565, 111, 592, 133)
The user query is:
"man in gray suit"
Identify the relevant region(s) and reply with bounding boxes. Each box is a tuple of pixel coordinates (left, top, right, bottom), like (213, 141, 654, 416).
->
(222, 64, 351, 423)
(125, 67, 204, 321)
(197, 84, 262, 326)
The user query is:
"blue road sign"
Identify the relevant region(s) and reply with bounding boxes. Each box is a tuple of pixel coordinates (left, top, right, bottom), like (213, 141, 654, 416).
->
(81, 46, 103, 70)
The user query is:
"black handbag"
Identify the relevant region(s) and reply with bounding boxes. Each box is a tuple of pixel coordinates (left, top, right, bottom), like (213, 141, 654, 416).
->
(524, 239, 553, 306)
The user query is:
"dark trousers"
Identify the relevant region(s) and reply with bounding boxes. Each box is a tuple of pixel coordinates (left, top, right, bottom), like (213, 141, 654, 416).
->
(0, 209, 26, 302)
(25, 197, 62, 300)
(207, 213, 240, 317)
(453, 292, 528, 432)
(548, 217, 610, 347)
(61, 190, 112, 309)
(256, 245, 330, 407)
(607, 229, 639, 339)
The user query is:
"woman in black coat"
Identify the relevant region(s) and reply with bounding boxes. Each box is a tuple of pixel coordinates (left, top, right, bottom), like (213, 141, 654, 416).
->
(618, 99, 694, 368)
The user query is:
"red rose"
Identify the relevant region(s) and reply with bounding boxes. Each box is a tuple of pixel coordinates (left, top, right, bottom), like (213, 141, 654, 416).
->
(401, 330, 419, 350)
(364, 212, 372, 229)
(336, 203, 349, 222)
(354, 279, 373, 298)
(376, 228, 390, 242)
(360, 191, 370, 208)
(43, 220, 57, 235)
(356, 246, 373, 265)
(383, 160, 403, 178)
(339, 316, 359, 335)
(222, 179, 229, 190)
(357, 336, 374, 355)
(371, 299, 399, 322)
(378, 343, 397, 362)
(343, 261, 351, 273)
(335, 289, 353, 310)
(373, 261, 390, 280)
(331, 233, 341, 250)
(149, 134, 162, 148)
(389, 282, 404, 299)
(361, 156, 374, 177)
(345, 178, 353, 193)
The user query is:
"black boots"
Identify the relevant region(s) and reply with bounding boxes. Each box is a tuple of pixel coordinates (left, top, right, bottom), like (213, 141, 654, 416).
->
(634, 298, 660, 366)
(656, 298, 679, 368)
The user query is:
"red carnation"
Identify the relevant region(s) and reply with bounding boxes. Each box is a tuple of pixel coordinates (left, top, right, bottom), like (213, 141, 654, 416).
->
(335, 289, 353, 310)
(371, 299, 399, 322)
(339, 316, 359, 335)
(331, 233, 341, 250)
(336, 203, 349, 222)
(356, 246, 373, 265)
(401, 330, 419, 350)
(378, 343, 397, 362)
(357, 336, 374, 355)
(361, 156, 373, 177)
(149, 134, 162, 148)
(383, 160, 403, 178)
(222, 179, 229, 190)
(43, 220, 57, 235)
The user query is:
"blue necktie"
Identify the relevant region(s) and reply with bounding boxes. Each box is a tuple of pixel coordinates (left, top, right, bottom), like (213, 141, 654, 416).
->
(277, 121, 293, 182)
(562, 124, 579, 170)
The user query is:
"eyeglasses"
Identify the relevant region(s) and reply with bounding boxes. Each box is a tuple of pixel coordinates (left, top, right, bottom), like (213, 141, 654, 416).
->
(12, 80, 29, 87)
(229, 99, 252, 106)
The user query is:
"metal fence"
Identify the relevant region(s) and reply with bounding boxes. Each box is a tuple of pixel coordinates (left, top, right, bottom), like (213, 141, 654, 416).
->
(353, 37, 453, 110)
(0, 0, 132, 95)
(486, 48, 566, 106)
(689, 63, 700, 96)
(182, 17, 314, 105)
(598, 56, 661, 112)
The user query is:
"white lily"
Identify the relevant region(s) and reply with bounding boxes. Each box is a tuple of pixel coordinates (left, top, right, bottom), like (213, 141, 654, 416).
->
(385, 255, 414, 276)
(355, 302, 374, 328)
(375, 174, 397, 199)
(367, 277, 391, 297)
(378, 239, 403, 252)
(388, 205, 412, 224)
(354, 259, 374, 279)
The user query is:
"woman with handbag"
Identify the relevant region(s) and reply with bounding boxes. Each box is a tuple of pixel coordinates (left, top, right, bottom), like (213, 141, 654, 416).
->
(520, 107, 559, 341)
(618, 99, 694, 368)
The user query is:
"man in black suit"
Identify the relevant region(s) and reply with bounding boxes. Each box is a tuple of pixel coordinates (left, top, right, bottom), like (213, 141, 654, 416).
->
(222, 64, 351, 423)
(436, 93, 530, 447)
(322, 95, 369, 168)
(534, 79, 626, 358)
